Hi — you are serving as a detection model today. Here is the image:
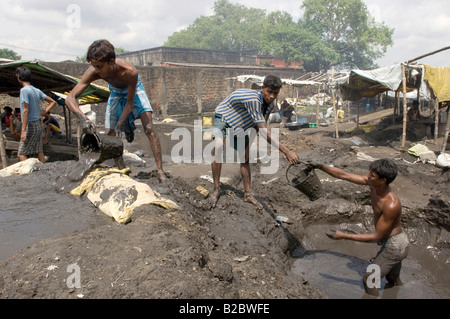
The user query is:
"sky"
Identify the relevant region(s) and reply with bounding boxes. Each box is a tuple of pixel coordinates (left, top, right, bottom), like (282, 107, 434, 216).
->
(0, 0, 449, 68)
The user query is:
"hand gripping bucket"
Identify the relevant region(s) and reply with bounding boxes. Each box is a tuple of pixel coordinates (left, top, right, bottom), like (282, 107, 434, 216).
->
(286, 162, 323, 201)
(79, 133, 124, 163)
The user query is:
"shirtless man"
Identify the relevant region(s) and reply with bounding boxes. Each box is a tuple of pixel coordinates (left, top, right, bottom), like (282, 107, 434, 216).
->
(310, 158, 409, 296)
(66, 39, 166, 182)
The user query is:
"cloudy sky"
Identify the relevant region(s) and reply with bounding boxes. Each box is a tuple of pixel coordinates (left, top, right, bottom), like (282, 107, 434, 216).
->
(1, 0, 449, 68)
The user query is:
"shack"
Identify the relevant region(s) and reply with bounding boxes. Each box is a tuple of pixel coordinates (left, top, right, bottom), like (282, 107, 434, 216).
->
(0, 59, 110, 168)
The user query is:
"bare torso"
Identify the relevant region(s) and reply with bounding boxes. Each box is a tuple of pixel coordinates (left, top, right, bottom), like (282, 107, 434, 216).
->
(370, 186, 403, 238)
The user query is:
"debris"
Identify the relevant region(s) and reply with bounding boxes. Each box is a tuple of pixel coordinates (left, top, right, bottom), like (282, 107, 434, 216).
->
(275, 216, 292, 225)
(261, 177, 278, 185)
(46, 265, 58, 271)
(196, 186, 209, 198)
(233, 256, 250, 262)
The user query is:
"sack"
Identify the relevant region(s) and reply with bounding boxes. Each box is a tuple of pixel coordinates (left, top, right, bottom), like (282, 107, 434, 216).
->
(0, 158, 40, 178)
(436, 153, 450, 168)
(85, 173, 181, 224)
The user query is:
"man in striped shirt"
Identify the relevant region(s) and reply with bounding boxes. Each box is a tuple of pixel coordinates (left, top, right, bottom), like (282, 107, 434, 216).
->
(211, 75, 299, 210)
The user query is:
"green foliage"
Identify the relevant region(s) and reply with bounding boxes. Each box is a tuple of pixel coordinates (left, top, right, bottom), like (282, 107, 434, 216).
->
(302, 0, 394, 71)
(164, 0, 394, 72)
(0, 48, 21, 60)
(166, 0, 266, 51)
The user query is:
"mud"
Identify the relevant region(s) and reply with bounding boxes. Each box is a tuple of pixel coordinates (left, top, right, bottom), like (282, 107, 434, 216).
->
(0, 118, 449, 300)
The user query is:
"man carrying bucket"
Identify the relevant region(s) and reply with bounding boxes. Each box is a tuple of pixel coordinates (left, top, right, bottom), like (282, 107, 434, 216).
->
(210, 75, 298, 210)
(66, 39, 167, 183)
(309, 158, 409, 296)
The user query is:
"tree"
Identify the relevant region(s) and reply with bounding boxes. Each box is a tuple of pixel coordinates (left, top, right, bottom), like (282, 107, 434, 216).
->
(163, 0, 394, 72)
(165, 0, 266, 51)
(301, 0, 394, 71)
(0, 48, 21, 60)
(260, 11, 339, 70)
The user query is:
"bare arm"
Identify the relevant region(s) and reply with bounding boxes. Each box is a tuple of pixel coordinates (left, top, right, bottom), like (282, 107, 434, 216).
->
(66, 67, 99, 133)
(255, 122, 298, 164)
(20, 103, 29, 142)
(329, 200, 399, 242)
(44, 96, 57, 114)
(316, 164, 368, 185)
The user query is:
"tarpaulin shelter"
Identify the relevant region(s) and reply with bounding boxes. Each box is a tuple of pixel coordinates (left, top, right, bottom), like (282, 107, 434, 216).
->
(0, 59, 110, 144)
(328, 63, 427, 101)
(0, 59, 109, 103)
(329, 61, 450, 151)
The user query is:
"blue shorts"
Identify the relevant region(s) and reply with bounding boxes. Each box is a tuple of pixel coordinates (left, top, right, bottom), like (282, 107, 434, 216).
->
(105, 76, 153, 131)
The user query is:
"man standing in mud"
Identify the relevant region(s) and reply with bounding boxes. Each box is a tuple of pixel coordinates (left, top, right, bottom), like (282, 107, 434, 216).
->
(211, 75, 298, 210)
(66, 39, 167, 182)
(310, 158, 409, 296)
(15, 66, 57, 164)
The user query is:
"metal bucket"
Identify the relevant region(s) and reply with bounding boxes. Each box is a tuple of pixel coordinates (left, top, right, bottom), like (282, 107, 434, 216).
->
(286, 162, 323, 201)
(79, 133, 124, 163)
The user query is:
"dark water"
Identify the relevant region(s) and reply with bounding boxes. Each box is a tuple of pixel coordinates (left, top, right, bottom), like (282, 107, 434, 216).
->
(291, 225, 450, 299)
(0, 161, 110, 261)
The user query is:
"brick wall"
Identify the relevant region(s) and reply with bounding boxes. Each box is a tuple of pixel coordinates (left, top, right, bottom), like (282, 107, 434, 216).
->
(41, 62, 310, 116)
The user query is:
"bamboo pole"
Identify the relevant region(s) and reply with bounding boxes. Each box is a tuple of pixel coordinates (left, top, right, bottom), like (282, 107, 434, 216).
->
(434, 99, 439, 143)
(0, 131, 8, 169)
(331, 67, 339, 139)
(401, 64, 408, 149)
(441, 109, 450, 154)
(407, 46, 450, 64)
(63, 105, 69, 143)
(316, 84, 321, 125)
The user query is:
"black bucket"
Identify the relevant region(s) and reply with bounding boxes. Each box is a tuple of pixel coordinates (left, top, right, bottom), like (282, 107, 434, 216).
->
(286, 162, 323, 201)
(79, 133, 124, 163)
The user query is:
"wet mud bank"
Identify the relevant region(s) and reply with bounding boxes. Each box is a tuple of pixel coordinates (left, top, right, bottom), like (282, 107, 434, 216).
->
(0, 123, 449, 299)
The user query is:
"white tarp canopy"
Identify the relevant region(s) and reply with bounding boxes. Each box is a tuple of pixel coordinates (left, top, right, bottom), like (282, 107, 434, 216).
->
(329, 64, 430, 102)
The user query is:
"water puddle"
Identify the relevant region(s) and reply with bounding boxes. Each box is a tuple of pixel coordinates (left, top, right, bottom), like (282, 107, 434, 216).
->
(291, 225, 450, 299)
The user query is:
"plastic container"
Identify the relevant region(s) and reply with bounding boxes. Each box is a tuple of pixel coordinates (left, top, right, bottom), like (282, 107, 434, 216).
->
(309, 123, 317, 128)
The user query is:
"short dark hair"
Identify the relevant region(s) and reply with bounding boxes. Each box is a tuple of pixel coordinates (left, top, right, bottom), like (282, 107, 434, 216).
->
(369, 159, 398, 185)
(86, 39, 116, 63)
(263, 75, 283, 90)
(4, 106, 12, 112)
(15, 66, 32, 82)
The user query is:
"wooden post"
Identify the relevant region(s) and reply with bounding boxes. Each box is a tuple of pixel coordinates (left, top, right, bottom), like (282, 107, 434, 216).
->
(68, 108, 72, 144)
(356, 100, 360, 128)
(316, 84, 321, 125)
(442, 109, 450, 154)
(331, 67, 339, 139)
(63, 105, 69, 143)
(434, 99, 439, 143)
(401, 64, 408, 149)
(346, 101, 350, 123)
(0, 131, 8, 169)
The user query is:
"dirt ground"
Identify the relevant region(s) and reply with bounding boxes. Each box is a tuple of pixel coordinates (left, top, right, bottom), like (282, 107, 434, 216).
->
(0, 116, 449, 300)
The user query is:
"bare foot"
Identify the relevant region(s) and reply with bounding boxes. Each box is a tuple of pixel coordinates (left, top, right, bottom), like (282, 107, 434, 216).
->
(158, 170, 168, 183)
(210, 188, 220, 208)
(243, 193, 263, 211)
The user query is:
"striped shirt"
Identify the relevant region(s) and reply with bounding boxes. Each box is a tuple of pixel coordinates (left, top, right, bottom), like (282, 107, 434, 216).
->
(215, 89, 269, 131)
